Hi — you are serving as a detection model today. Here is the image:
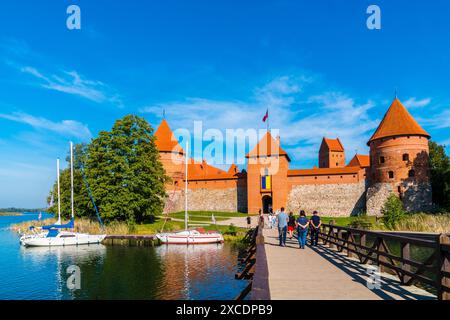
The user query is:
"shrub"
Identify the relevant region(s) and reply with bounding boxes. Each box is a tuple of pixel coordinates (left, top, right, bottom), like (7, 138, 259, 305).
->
(348, 217, 373, 230)
(224, 224, 237, 236)
(381, 194, 406, 229)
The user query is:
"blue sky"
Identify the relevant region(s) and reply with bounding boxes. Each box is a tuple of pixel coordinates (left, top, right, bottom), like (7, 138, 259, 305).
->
(0, 0, 449, 207)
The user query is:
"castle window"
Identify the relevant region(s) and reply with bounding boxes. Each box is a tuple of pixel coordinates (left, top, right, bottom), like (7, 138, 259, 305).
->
(264, 168, 269, 175)
(336, 162, 338, 166)
(327, 176, 330, 179)
(388, 171, 394, 179)
(408, 170, 415, 177)
(403, 154, 409, 161)
(314, 176, 317, 180)
(379, 156, 385, 164)
(340, 176, 343, 178)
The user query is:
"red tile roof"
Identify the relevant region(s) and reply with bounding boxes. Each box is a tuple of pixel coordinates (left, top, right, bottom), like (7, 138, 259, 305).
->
(322, 137, 344, 152)
(347, 154, 370, 168)
(246, 131, 290, 161)
(288, 166, 361, 176)
(187, 160, 240, 180)
(154, 119, 184, 154)
(368, 98, 430, 145)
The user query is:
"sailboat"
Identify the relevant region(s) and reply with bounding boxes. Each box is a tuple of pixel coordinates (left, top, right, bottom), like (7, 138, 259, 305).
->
(20, 142, 106, 247)
(156, 142, 224, 245)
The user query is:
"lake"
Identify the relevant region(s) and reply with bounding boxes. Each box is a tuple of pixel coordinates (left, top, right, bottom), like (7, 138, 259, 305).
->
(0, 214, 248, 300)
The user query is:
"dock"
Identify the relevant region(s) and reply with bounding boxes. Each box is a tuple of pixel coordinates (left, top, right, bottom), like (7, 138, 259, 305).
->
(103, 234, 159, 246)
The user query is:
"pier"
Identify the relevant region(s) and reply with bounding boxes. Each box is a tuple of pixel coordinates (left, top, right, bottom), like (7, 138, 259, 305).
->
(237, 221, 450, 300)
(103, 234, 159, 246)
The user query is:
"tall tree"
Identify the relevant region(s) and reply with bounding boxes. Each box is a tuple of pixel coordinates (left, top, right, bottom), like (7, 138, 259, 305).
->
(429, 140, 450, 210)
(84, 115, 168, 223)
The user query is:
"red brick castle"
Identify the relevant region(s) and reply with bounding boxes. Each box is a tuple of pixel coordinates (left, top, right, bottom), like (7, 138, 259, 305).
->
(155, 98, 432, 216)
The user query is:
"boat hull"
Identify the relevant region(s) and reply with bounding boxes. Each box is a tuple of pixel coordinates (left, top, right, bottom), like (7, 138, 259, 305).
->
(20, 233, 106, 247)
(156, 230, 224, 244)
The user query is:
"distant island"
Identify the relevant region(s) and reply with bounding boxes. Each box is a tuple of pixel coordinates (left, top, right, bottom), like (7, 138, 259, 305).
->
(0, 208, 45, 216)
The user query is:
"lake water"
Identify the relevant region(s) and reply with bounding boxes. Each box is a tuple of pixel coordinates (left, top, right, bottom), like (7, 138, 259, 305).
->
(0, 214, 248, 300)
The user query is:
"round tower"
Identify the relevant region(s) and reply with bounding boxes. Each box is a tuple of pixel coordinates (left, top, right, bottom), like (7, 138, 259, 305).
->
(366, 98, 432, 214)
(154, 119, 185, 190)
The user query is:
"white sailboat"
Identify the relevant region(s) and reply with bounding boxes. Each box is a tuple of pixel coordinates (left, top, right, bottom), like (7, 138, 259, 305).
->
(20, 142, 106, 247)
(156, 141, 224, 245)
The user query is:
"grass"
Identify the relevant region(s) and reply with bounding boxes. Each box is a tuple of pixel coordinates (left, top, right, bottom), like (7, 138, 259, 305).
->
(390, 213, 450, 233)
(318, 213, 450, 233)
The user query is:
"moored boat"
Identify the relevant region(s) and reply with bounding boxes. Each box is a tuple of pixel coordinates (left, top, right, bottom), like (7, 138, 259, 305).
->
(156, 228, 224, 244)
(156, 141, 225, 245)
(20, 142, 106, 247)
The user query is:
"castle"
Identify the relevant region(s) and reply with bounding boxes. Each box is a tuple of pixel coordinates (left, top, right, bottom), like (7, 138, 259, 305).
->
(155, 98, 432, 216)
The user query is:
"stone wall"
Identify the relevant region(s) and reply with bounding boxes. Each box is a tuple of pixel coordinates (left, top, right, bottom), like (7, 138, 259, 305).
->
(163, 187, 245, 213)
(366, 183, 393, 216)
(286, 181, 366, 217)
(402, 181, 432, 212)
(366, 181, 433, 216)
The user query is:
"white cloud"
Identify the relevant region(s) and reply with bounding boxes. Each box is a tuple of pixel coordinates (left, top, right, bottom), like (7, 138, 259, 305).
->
(140, 76, 379, 167)
(0, 112, 92, 140)
(418, 108, 450, 129)
(20, 66, 123, 106)
(403, 97, 431, 109)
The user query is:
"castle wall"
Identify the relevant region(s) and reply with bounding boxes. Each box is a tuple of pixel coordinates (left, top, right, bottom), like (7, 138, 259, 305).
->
(286, 181, 366, 216)
(163, 178, 247, 213)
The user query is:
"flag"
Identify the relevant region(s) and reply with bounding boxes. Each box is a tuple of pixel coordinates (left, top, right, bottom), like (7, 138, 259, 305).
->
(262, 109, 268, 122)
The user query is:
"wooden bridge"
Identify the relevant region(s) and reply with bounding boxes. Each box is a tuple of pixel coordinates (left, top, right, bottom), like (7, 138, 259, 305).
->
(236, 221, 450, 300)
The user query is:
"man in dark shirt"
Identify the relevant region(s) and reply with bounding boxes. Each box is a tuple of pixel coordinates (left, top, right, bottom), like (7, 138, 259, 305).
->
(310, 211, 321, 246)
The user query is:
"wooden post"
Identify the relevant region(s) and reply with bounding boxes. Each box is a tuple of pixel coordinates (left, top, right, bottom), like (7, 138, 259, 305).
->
(329, 220, 336, 249)
(347, 230, 356, 259)
(438, 234, 450, 300)
(400, 242, 411, 285)
(360, 233, 366, 262)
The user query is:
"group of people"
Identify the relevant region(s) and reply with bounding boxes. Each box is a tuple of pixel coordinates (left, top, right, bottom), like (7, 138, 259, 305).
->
(261, 207, 321, 249)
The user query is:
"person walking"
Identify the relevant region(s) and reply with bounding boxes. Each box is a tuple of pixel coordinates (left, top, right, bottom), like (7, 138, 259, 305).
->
(258, 209, 265, 228)
(296, 210, 309, 249)
(276, 207, 289, 247)
(287, 212, 296, 239)
(310, 210, 321, 246)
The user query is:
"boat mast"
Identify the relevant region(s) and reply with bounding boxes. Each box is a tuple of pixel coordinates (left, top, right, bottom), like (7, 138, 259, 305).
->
(70, 141, 74, 221)
(185, 141, 188, 231)
(57, 158, 61, 224)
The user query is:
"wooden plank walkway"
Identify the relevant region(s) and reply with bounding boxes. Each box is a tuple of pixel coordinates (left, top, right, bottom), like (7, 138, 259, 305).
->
(263, 227, 436, 300)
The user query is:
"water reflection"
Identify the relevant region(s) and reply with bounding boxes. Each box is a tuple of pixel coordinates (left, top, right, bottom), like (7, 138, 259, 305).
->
(1, 215, 247, 300)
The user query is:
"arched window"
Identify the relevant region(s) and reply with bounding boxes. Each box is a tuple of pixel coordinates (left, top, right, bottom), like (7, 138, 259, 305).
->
(264, 168, 269, 176)
(408, 170, 415, 177)
(388, 171, 394, 179)
(403, 154, 409, 161)
(380, 156, 385, 164)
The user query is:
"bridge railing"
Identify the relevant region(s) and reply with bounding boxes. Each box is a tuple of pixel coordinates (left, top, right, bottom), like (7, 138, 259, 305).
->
(319, 223, 450, 300)
(235, 219, 271, 300)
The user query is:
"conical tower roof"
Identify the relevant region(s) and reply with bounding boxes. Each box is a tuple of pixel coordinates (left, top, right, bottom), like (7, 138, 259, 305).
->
(246, 131, 290, 162)
(367, 98, 430, 145)
(154, 119, 184, 154)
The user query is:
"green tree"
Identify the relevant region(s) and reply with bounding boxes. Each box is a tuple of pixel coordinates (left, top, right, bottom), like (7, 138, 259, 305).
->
(381, 194, 406, 229)
(429, 140, 450, 210)
(84, 115, 168, 223)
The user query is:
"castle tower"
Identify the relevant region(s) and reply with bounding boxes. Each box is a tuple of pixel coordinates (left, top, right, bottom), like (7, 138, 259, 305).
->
(154, 119, 185, 190)
(319, 138, 345, 168)
(366, 98, 432, 215)
(246, 132, 290, 214)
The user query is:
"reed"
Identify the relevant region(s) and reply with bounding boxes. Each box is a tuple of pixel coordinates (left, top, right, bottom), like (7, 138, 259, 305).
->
(10, 217, 129, 235)
(392, 213, 450, 233)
